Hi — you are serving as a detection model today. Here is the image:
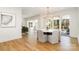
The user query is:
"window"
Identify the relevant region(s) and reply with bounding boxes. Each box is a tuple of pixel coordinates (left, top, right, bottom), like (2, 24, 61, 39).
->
(29, 22, 33, 28)
(54, 20, 59, 29)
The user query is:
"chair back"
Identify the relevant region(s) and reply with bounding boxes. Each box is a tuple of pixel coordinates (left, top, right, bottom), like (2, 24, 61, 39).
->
(48, 30, 60, 44)
(37, 30, 47, 42)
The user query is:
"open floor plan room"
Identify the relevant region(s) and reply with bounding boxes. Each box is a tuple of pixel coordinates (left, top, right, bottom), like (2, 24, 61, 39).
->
(0, 7, 79, 51)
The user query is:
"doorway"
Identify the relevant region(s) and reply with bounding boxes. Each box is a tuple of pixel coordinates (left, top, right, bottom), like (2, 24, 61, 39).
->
(27, 20, 38, 31)
(61, 19, 70, 36)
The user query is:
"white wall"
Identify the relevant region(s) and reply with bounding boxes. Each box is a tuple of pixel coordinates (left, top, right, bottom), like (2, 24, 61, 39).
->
(22, 18, 27, 26)
(0, 7, 22, 42)
(77, 8, 79, 37)
(52, 8, 79, 37)
(23, 17, 47, 30)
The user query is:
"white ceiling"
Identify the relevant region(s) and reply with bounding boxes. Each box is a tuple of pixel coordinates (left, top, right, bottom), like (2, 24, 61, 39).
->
(22, 7, 69, 18)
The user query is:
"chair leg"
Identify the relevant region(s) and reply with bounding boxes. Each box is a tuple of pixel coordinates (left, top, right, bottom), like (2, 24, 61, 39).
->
(59, 39, 60, 42)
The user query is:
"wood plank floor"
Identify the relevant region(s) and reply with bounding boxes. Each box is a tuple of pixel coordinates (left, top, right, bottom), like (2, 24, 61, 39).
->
(0, 34, 79, 51)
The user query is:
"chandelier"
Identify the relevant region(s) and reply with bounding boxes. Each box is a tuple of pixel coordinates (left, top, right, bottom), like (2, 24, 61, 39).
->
(40, 7, 51, 19)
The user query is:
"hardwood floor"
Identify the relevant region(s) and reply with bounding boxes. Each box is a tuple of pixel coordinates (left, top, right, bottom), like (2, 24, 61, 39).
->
(0, 33, 79, 51)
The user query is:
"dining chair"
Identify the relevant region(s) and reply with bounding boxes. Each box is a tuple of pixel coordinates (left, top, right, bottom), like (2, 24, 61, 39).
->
(37, 30, 47, 42)
(48, 30, 60, 44)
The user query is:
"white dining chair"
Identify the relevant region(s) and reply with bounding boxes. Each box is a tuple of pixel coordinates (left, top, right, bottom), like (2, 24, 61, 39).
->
(48, 30, 60, 44)
(37, 30, 47, 42)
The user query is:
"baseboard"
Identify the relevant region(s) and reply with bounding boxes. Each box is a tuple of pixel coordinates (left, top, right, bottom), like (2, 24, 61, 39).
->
(0, 36, 22, 43)
(70, 36, 77, 39)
